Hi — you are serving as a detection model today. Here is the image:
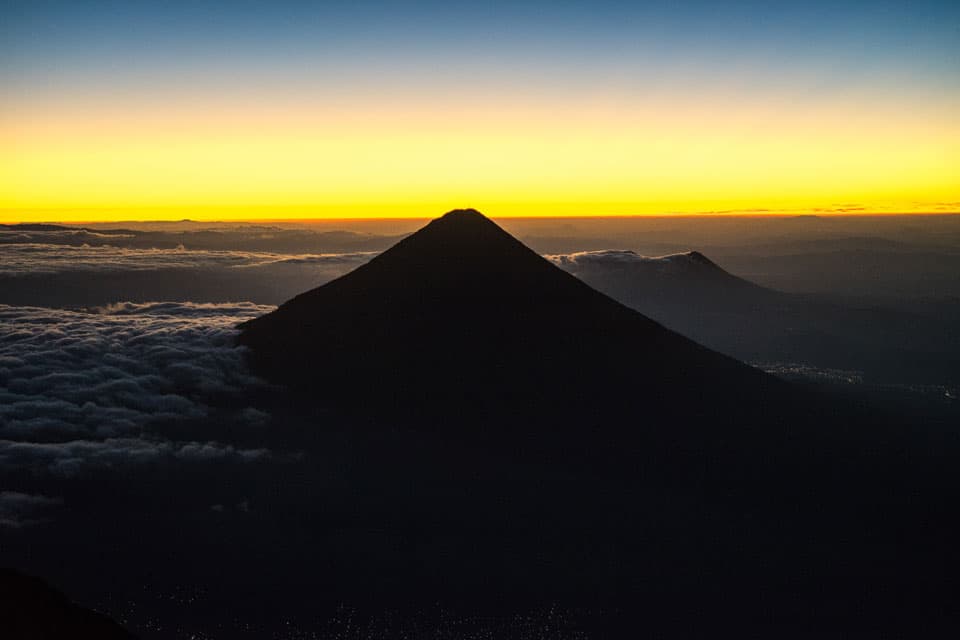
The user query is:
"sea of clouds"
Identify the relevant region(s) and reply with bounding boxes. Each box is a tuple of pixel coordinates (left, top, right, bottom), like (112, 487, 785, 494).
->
(0, 238, 705, 513)
(0, 302, 277, 491)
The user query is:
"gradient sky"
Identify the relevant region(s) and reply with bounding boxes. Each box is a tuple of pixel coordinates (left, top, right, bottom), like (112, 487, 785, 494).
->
(2, 0, 958, 220)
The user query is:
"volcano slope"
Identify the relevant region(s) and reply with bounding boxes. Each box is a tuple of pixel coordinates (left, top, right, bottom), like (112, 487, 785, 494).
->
(238, 210, 958, 634)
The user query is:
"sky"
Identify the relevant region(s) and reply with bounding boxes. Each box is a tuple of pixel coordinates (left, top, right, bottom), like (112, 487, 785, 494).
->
(1, 0, 958, 221)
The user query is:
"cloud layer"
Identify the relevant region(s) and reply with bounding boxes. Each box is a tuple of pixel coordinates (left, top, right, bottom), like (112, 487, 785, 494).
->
(0, 242, 376, 307)
(0, 243, 374, 276)
(0, 302, 274, 475)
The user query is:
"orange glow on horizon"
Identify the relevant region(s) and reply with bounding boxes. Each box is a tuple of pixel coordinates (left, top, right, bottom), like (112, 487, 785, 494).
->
(4, 206, 960, 225)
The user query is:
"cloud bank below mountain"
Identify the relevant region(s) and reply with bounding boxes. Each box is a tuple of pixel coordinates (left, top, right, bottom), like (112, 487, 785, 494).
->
(0, 302, 274, 476)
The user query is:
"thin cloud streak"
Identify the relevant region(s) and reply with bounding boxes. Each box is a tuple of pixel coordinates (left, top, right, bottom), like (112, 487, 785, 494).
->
(0, 242, 375, 276)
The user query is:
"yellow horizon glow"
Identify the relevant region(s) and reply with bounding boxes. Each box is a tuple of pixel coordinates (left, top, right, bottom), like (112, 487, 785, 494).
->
(3, 92, 958, 222)
(5, 205, 960, 225)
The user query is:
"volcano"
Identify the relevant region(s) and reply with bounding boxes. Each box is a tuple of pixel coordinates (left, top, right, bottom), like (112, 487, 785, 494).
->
(233, 210, 958, 634)
(239, 209, 784, 428)
(549, 249, 774, 308)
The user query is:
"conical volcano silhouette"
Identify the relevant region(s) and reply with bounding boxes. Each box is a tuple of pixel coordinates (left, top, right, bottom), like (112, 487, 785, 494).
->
(239, 209, 779, 425)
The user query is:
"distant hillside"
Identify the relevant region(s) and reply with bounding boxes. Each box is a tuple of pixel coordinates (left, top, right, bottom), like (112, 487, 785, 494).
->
(549, 248, 775, 306)
(551, 249, 960, 386)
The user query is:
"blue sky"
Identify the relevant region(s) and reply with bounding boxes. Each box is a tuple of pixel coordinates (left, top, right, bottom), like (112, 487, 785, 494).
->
(2, 1, 958, 219)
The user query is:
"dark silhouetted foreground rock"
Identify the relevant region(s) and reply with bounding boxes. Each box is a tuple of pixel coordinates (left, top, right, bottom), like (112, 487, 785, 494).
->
(0, 568, 134, 639)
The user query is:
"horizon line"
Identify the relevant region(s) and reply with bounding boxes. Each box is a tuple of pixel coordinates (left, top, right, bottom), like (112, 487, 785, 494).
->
(3, 214, 960, 226)
(3, 208, 959, 225)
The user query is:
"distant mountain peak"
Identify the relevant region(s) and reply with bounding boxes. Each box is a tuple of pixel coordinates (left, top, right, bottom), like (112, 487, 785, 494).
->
(547, 249, 722, 272)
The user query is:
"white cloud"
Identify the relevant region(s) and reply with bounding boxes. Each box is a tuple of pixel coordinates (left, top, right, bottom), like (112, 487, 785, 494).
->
(0, 302, 275, 473)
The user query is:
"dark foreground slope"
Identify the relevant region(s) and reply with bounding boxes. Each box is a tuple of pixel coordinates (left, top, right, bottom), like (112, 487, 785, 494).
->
(0, 569, 135, 639)
(238, 210, 959, 635)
